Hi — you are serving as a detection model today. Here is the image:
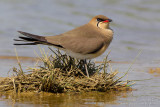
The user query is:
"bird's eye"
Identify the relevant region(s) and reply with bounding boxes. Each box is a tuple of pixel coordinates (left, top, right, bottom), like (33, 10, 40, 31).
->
(97, 18, 105, 22)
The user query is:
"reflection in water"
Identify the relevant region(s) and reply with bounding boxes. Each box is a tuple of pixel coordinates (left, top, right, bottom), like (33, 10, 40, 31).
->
(0, 91, 131, 107)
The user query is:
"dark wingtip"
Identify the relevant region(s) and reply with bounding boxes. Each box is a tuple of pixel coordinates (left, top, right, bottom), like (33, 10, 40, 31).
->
(17, 31, 21, 33)
(17, 31, 25, 34)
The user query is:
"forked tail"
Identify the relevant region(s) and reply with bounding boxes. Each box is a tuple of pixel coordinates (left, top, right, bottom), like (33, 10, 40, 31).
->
(14, 31, 52, 45)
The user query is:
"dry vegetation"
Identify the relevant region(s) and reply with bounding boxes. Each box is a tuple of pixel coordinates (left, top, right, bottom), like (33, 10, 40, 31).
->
(149, 68, 160, 77)
(0, 48, 133, 93)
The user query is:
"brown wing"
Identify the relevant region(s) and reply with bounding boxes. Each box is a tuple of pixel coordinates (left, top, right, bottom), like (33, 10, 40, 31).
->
(59, 36, 104, 54)
(45, 24, 106, 54)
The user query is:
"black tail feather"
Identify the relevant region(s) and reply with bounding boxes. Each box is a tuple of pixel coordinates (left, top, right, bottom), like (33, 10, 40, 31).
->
(17, 31, 46, 41)
(14, 39, 25, 41)
(19, 36, 38, 41)
(14, 31, 64, 48)
(14, 31, 46, 45)
(14, 42, 39, 45)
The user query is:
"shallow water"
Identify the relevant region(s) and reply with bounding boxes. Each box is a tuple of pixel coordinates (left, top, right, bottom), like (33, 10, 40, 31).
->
(0, 91, 132, 107)
(0, 0, 160, 106)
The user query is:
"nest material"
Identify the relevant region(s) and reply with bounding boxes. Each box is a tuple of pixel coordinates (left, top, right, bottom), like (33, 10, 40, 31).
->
(0, 48, 132, 93)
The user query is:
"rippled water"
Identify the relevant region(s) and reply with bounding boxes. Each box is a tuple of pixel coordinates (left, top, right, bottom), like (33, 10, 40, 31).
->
(0, 0, 160, 106)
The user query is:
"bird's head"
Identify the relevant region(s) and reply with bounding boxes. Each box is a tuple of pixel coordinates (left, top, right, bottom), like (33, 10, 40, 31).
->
(89, 15, 112, 29)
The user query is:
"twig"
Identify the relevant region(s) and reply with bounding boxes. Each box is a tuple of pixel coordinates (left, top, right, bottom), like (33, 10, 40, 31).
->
(14, 48, 24, 75)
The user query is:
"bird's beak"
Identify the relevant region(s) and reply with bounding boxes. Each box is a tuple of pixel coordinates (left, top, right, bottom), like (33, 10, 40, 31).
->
(103, 19, 112, 23)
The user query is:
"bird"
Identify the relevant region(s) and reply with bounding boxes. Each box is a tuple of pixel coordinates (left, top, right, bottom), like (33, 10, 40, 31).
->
(14, 15, 113, 77)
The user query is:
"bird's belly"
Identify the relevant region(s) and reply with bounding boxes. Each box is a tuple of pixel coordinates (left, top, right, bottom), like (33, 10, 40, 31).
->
(66, 45, 108, 59)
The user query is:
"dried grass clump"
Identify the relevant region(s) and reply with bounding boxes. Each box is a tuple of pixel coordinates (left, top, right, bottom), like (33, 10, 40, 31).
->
(0, 48, 133, 93)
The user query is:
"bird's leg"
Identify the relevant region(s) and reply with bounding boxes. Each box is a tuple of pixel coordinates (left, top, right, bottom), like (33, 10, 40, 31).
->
(79, 60, 84, 69)
(84, 59, 89, 77)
